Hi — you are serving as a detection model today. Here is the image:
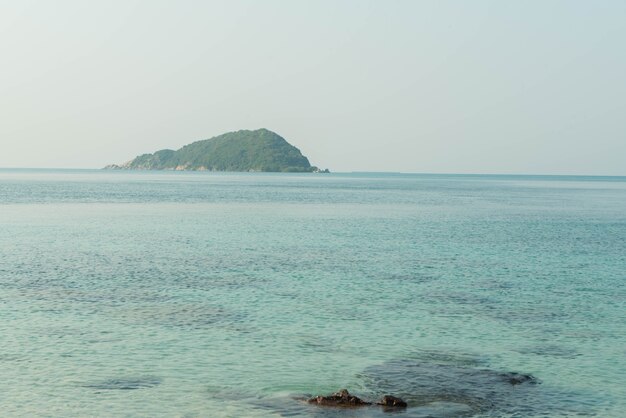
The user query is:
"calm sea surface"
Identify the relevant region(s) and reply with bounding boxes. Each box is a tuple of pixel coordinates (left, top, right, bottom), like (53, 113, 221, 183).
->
(1, 169, 624, 417)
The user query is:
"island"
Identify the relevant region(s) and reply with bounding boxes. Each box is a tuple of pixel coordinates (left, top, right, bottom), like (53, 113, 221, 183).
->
(104, 128, 329, 173)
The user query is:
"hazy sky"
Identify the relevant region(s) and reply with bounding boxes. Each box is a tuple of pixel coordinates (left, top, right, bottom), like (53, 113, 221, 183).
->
(1, 1, 625, 174)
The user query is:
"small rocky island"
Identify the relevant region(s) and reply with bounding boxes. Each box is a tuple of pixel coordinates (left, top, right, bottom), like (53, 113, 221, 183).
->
(105, 128, 329, 173)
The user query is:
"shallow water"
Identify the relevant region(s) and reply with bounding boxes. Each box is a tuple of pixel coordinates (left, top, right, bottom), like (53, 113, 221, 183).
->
(0, 170, 624, 417)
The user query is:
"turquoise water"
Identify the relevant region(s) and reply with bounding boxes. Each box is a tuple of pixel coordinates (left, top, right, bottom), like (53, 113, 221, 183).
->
(1, 169, 624, 417)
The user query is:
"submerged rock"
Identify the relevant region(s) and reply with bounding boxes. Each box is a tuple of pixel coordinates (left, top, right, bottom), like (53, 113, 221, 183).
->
(360, 356, 543, 415)
(307, 389, 371, 407)
(503, 372, 537, 385)
(83, 376, 162, 390)
(254, 352, 598, 417)
(377, 395, 408, 408)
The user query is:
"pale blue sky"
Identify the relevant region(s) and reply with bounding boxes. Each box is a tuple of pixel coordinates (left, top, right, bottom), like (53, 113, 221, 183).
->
(1, 0, 624, 174)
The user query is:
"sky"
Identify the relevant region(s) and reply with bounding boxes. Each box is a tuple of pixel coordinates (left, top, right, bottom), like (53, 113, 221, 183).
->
(0, 0, 625, 174)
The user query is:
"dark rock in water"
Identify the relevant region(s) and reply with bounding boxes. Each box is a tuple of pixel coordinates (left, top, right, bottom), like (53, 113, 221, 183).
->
(307, 389, 371, 407)
(503, 372, 537, 386)
(307, 389, 408, 411)
(377, 395, 408, 408)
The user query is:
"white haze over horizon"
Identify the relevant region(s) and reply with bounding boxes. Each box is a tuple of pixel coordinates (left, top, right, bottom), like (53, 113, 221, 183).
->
(0, 0, 625, 175)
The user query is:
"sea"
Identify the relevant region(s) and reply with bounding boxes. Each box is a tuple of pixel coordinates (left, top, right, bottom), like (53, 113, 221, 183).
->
(0, 169, 624, 417)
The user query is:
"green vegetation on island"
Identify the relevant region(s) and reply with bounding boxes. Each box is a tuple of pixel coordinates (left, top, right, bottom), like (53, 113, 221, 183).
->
(105, 129, 328, 173)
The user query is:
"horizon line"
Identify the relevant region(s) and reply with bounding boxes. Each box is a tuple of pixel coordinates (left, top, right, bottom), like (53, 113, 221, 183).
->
(0, 167, 625, 178)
